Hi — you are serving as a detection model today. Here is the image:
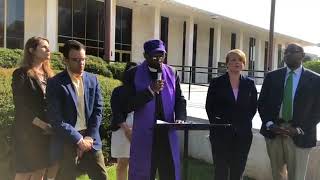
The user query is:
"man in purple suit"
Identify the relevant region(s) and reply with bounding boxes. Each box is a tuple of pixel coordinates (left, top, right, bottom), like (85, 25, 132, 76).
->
(124, 39, 186, 180)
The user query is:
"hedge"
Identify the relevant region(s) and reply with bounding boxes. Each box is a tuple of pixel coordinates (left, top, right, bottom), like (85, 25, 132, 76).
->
(0, 68, 121, 177)
(50, 52, 65, 71)
(303, 60, 320, 74)
(107, 62, 126, 80)
(0, 68, 16, 179)
(0, 48, 122, 78)
(0, 48, 23, 68)
(86, 55, 113, 78)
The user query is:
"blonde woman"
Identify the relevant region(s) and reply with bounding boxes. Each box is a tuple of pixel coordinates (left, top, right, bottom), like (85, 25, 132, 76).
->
(12, 37, 58, 180)
(206, 49, 257, 180)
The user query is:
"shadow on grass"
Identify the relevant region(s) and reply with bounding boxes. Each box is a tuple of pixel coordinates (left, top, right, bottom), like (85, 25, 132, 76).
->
(77, 157, 255, 180)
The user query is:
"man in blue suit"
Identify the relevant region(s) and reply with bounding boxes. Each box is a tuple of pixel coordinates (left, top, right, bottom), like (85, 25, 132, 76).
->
(47, 40, 107, 180)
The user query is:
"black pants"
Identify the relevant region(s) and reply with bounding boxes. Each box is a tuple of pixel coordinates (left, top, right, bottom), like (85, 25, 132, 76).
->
(210, 133, 252, 180)
(149, 128, 175, 180)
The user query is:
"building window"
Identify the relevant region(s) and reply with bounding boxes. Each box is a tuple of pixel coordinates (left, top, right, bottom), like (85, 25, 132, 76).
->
(264, 41, 269, 71)
(115, 6, 132, 62)
(208, 28, 214, 82)
(181, 21, 186, 82)
(0, 0, 24, 49)
(58, 0, 105, 58)
(231, 33, 236, 50)
(161, 16, 169, 64)
(248, 37, 256, 77)
(192, 24, 197, 83)
(277, 44, 283, 68)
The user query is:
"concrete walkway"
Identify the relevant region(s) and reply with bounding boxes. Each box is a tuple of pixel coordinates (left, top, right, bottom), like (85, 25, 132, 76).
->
(180, 84, 320, 180)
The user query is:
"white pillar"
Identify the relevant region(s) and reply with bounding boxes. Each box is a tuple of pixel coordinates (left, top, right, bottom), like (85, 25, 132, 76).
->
(24, 0, 46, 44)
(272, 40, 278, 70)
(214, 23, 221, 65)
(184, 16, 194, 82)
(45, 0, 58, 51)
(111, 0, 116, 61)
(131, 5, 161, 62)
(151, 6, 161, 39)
(238, 31, 244, 51)
(255, 39, 264, 84)
(185, 16, 194, 66)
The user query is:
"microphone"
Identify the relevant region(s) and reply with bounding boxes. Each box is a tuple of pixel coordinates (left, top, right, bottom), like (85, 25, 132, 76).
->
(157, 68, 162, 81)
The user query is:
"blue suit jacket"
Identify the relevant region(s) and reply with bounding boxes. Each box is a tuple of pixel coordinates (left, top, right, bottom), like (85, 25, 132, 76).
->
(47, 70, 103, 159)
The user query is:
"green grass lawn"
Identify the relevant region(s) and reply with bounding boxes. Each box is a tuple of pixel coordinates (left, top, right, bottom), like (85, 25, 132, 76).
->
(77, 165, 116, 180)
(77, 158, 254, 180)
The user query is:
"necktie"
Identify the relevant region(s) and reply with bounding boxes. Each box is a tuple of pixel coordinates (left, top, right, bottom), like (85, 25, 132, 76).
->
(282, 71, 294, 122)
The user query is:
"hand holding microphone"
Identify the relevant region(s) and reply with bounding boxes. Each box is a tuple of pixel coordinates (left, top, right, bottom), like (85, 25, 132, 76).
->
(150, 69, 164, 94)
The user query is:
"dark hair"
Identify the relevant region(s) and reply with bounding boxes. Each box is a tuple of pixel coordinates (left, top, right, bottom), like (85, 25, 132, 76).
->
(125, 62, 137, 72)
(285, 43, 304, 54)
(121, 62, 137, 83)
(62, 40, 85, 59)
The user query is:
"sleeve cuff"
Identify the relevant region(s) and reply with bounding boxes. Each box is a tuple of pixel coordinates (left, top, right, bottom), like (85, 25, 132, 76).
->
(296, 127, 305, 135)
(266, 121, 274, 130)
(77, 137, 83, 145)
(148, 86, 155, 96)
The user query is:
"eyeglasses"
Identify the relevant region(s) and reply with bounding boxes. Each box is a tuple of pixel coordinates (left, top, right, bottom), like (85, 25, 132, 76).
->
(69, 57, 87, 63)
(151, 55, 165, 61)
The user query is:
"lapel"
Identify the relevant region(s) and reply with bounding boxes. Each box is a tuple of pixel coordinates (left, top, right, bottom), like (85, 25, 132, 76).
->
(294, 68, 307, 100)
(225, 73, 239, 104)
(29, 76, 45, 97)
(82, 72, 90, 120)
(277, 68, 287, 103)
(62, 70, 78, 111)
(236, 74, 246, 104)
(293, 68, 310, 110)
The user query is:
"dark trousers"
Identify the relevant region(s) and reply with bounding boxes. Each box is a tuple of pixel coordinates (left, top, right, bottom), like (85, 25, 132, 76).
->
(149, 128, 175, 180)
(210, 133, 252, 180)
(56, 144, 107, 180)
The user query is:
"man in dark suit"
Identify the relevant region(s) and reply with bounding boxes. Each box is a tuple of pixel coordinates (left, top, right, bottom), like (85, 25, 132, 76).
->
(47, 40, 107, 180)
(258, 43, 320, 180)
(125, 39, 186, 180)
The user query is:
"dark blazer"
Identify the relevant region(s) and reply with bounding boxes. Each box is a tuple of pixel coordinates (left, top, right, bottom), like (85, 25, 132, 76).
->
(12, 68, 48, 131)
(110, 85, 129, 131)
(206, 73, 257, 138)
(47, 70, 103, 155)
(258, 67, 320, 148)
(12, 67, 51, 171)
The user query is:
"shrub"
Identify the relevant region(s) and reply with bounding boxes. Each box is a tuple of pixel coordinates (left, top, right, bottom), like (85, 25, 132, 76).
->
(0, 68, 15, 129)
(304, 60, 320, 73)
(0, 48, 114, 78)
(0, 48, 23, 68)
(50, 52, 65, 71)
(97, 75, 121, 157)
(107, 62, 126, 80)
(0, 68, 15, 179)
(85, 55, 113, 78)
